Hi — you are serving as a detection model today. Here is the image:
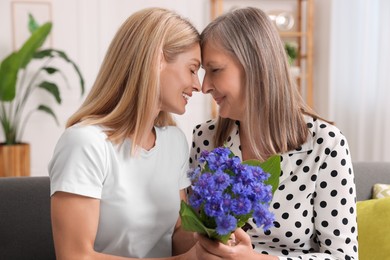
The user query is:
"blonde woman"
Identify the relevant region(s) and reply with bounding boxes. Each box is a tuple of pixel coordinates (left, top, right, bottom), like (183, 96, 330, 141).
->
(191, 7, 358, 260)
(49, 8, 200, 259)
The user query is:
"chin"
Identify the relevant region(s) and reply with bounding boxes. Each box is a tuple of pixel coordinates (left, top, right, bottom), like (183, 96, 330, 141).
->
(219, 112, 238, 120)
(173, 107, 186, 115)
(218, 110, 231, 119)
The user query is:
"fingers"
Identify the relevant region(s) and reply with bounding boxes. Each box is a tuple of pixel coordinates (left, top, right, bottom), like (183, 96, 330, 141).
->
(195, 233, 221, 253)
(195, 233, 235, 258)
(233, 228, 251, 245)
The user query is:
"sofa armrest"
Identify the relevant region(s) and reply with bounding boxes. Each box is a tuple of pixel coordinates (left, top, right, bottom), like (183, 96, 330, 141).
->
(353, 162, 390, 201)
(0, 176, 55, 259)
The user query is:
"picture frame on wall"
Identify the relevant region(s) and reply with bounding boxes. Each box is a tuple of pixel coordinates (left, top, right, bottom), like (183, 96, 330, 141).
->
(11, 0, 53, 51)
(210, 0, 299, 32)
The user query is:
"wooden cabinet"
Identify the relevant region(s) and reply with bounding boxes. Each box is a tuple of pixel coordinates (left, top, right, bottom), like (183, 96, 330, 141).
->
(209, 0, 314, 108)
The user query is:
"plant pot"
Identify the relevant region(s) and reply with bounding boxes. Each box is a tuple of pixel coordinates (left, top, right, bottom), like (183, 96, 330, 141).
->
(0, 143, 30, 177)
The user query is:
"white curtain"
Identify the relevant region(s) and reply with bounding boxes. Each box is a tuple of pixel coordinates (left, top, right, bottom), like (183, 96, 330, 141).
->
(329, 0, 390, 161)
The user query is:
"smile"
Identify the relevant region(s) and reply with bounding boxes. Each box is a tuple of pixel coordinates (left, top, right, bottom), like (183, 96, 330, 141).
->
(182, 93, 190, 101)
(214, 96, 224, 105)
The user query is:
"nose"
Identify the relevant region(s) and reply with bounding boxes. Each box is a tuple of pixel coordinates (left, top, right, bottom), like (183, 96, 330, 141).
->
(202, 73, 213, 94)
(193, 75, 201, 92)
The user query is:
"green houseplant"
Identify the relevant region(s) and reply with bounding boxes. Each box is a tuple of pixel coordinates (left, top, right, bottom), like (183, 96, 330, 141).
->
(0, 14, 84, 176)
(285, 41, 298, 65)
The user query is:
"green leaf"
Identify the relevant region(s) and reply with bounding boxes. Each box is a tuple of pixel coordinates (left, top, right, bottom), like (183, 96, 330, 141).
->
(243, 155, 281, 194)
(237, 212, 253, 227)
(38, 81, 61, 104)
(43, 67, 58, 74)
(285, 42, 298, 65)
(37, 105, 59, 125)
(52, 49, 85, 95)
(180, 201, 232, 244)
(18, 22, 52, 69)
(0, 52, 20, 101)
(180, 201, 213, 236)
(33, 49, 54, 59)
(28, 13, 40, 33)
(33, 49, 85, 95)
(0, 20, 51, 102)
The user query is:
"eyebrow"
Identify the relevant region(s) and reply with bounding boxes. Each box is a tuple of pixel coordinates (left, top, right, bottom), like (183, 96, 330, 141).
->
(191, 58, 201, 68)
(203, 61, 218, 68)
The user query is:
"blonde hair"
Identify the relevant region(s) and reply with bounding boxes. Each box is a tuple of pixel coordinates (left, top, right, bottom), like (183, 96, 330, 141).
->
(201, 7, 326, 161)
(67, 7, 199, 151)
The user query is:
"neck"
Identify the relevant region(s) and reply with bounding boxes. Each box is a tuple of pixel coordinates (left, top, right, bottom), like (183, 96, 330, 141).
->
(140, 127, 156, 151)
(238, 122, 269, 161)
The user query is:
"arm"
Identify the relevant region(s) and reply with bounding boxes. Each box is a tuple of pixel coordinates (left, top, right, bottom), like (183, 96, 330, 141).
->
(172, 189, 197, 255)
(51, 191, 126, 260)
(310, 133, 358, 259)
(51, 191, 196, 260)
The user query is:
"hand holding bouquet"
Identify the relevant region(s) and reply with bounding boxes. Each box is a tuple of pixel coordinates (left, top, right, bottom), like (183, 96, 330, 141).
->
(180, 147, 280, 244)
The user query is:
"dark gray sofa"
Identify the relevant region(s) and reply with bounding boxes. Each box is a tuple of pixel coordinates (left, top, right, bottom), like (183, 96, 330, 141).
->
(0, 162, 389, 259)
(0, 177, 55, 260)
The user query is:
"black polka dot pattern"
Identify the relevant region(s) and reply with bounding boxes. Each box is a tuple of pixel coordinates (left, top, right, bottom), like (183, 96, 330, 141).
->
(189, 116, 358, 259)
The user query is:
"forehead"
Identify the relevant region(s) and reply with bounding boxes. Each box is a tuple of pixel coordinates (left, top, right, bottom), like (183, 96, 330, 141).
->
(173, 44, 201, 63)
(201, 40, 236, 65)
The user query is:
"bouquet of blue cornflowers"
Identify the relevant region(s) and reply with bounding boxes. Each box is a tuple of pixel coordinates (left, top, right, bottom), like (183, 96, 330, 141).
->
(180, 147, 280, 244)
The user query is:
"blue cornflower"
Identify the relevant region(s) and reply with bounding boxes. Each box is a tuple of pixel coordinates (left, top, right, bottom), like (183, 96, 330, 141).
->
(212, 170, 231, 191)
(183, 146, 278, 243)
(248, 182, 268, 201)
(215, 214, 237, 235)
(192, 172, 214, 199)
(204, 194, 224, 217)
(187, 167, 201, 181)
(199, 150, 210, 162)
(235, 166, 255, 186)
(231, 182, 252, 197)
(189, 191, 203, 208)
(253, 203, 275, 231)
(231, 197, 252, 215)
(213, 147, 231, 157)
(221, 193, 233, 214)
(252, 166, 270, 182)
(226, 156, 241, 170)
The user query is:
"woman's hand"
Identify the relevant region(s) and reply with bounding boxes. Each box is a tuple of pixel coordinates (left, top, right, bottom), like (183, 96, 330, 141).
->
(195, 228, 278, 260)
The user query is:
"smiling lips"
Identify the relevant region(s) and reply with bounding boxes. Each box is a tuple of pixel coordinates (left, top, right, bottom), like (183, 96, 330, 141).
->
(182, 93, 190, 102)
(213, 95, 224, 105)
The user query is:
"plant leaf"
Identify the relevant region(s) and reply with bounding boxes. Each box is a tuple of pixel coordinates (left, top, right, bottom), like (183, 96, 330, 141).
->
(52, 49, 85, 95)
(180, 201, 214, 236)
(0, 20, 52, 102)
(0, 52, 20, 101)
(43, 67, 58, 74)
(18, 22, 52, 69)
(180, 201, 232, 244)
(28, 13, 40, 33)
(33, 49, 54, 59)
(33, 49, 85, 95)
(243, 155, 281, 194)
(38, 81, 61, 104)
(37, 105, 59, 125)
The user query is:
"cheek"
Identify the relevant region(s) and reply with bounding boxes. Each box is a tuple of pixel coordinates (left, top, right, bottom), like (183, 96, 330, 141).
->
(228, 77, 245, 102)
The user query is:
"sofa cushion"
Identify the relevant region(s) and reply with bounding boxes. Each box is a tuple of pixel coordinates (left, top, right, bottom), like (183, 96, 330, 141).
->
(353, 162, 390, 201)
(372, 183, 390, 199)
(0, 177, 55, 260)
(357, 197, 390, 260)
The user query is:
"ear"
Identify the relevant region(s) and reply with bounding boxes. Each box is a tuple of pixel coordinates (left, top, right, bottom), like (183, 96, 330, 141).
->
(159, 50, 167, 71)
